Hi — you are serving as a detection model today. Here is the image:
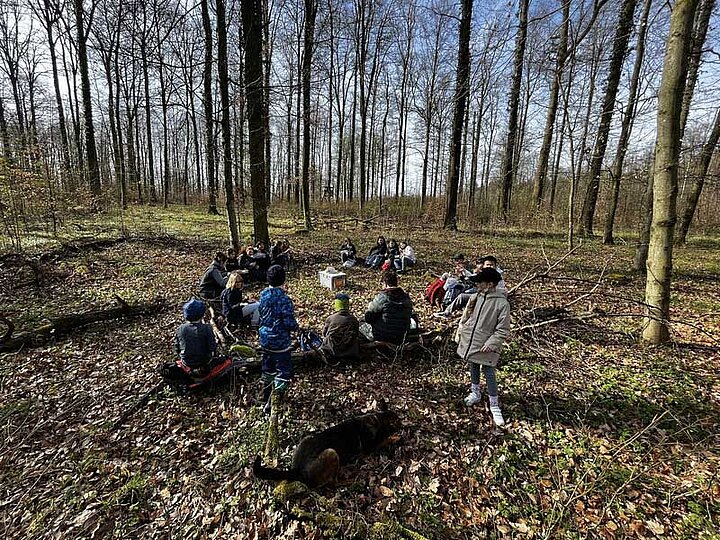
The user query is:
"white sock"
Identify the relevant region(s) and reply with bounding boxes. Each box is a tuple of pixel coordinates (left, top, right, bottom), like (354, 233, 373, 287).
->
(471, 384, 481, 394)
(489, 395, 500, 407)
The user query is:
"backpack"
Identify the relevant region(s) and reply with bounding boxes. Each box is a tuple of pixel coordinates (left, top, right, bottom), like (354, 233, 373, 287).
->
(424, 278, 446, 308)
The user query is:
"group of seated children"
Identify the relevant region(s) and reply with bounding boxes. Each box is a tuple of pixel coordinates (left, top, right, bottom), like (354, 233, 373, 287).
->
(224, 239, 292, 283)
(180, 266, 415, 407)
(339, 236, 417, 273)
(430, 254, 506, 319)
(198, 241, 293, 328)
(186, 244, 510, 426)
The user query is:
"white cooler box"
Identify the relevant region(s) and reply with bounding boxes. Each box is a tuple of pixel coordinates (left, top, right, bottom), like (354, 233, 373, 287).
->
(319, 268, 346, 290)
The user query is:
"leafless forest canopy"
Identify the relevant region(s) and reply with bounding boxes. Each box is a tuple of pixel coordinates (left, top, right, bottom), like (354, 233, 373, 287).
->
(0, 0, 719, 240)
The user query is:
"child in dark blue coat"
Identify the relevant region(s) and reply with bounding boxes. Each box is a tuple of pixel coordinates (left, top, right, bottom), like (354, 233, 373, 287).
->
(175, 299, 217, 374)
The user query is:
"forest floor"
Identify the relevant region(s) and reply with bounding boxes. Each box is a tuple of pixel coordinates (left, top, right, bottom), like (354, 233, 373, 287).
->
(0, 206, 719, 539)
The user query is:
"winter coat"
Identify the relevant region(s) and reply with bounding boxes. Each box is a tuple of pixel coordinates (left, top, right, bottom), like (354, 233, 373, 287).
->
(455, 288, 511, 367)
(368, 243, 387, 258)
(340, 242, 357, 259)
(199, 261, 228, 299)
(221, 288, 246, 324)
(258, 286, 299, 351)
(322, 310, 360, 360)
(364, 287, 413, 344)
(175, 322, 217, 368)
(401, 245, 416, 263)
(226, 257, 240, 272)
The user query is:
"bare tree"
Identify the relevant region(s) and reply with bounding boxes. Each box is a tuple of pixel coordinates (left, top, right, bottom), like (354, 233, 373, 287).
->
(676, 108, 720, 244)
(602, 0, 653, 244)
(242, 0, 270, 244)
(579, 0, 640, 236)
(217, 0, 241, 246)
(74, 0, 101, 195)
(300, 0, 317, 229)
(443, 0, 473, 230)
(497, 0, 529, 221)
(643, 0, 698, 344)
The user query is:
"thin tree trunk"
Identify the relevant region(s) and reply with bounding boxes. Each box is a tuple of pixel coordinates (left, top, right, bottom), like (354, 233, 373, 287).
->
(676, 107, 720, 243)
(74, 0, 100, 195)
(242, 0, 270, 244)
(201, 0, 219, 214)
(603, 0, 652, 244)
(643, 0, 698, 344)
(217, 0, 240, 247)
(531, 0, 569, 206)
(140, 8, 156, 202)
(679, 0, 716, 135)
(42, 1, 71, 172)
(442, 0, 473, 230)
(579, 0, 640, 236)
(301, 0, 317, 230)
(498, 0, 529, 221)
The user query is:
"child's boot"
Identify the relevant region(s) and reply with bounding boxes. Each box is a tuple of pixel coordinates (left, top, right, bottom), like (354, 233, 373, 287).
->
(488, 395, 505, 427)
(463, 384, 483, 406)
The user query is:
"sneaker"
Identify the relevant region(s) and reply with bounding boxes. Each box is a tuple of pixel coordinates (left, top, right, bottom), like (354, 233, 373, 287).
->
(464, 391, 483, 406)
(433, 311, 449, 319)
(489, 404, 505, 427)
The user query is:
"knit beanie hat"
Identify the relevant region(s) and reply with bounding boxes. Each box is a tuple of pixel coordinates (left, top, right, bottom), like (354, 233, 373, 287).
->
(470, 267, 502, 285)
(334, 293, 350, 312)
(183, 298, 206, 322)
(267, 264, 286, 287)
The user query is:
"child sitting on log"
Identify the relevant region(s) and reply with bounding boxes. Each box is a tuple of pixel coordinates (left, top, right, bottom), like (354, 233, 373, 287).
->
(321, 293, 360, 362)
(221, 271, 260, 327)
(175, 299, 217, 376)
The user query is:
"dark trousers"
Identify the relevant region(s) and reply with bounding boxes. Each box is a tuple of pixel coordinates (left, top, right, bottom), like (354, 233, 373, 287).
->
(261, 350, 293, 393)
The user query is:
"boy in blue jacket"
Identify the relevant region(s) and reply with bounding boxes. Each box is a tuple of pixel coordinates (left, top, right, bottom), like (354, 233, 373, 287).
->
(258, 265, 299, 411)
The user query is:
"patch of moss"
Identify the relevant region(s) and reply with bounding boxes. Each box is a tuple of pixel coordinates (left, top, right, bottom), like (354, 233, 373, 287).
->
(273, 480, 308, 504)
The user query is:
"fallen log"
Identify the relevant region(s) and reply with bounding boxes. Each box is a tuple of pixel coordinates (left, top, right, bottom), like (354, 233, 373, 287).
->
(0, 295, 168, 353)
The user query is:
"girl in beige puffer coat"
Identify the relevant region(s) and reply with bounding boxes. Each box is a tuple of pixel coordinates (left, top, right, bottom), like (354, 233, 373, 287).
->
(456, 267, 511, 426)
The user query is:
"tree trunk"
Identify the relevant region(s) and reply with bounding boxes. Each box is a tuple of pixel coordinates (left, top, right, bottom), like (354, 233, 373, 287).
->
(74, 0, 101, 196)
(201, 0, 219, 215)
(603, 0, 653, 244)
(643, 0, 698, 344)
(531, 0, 569, 207)
(579, 0, 640, 236)
(242, 0, 270, 245)
(679, 0, 716, 135)
(442, 0, 473, 230)
(217, 0, 240, 248)
(140, 8, 157, 202)
(676, 107, 720, 243)
(263, 0, 272, 200)
(42, 1, 71, 172)
(301, 0, 317, 230)
(498, 0, 529, 221)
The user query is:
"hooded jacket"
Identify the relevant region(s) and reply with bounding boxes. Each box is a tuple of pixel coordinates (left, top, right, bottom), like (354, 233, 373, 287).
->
(199, 261, 228, 299)
(258, 286, 299, 351)
(364, 287, 413, 344)
(455, 288, 511, 366)
(322, 310, 360, 360)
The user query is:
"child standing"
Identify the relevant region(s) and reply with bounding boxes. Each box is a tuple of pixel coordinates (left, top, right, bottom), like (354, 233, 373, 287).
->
(258, 265, 299, 411)
(175, 299, 217, 375)
(455, 267, 511, 426)
(221, 272, 260, 326)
